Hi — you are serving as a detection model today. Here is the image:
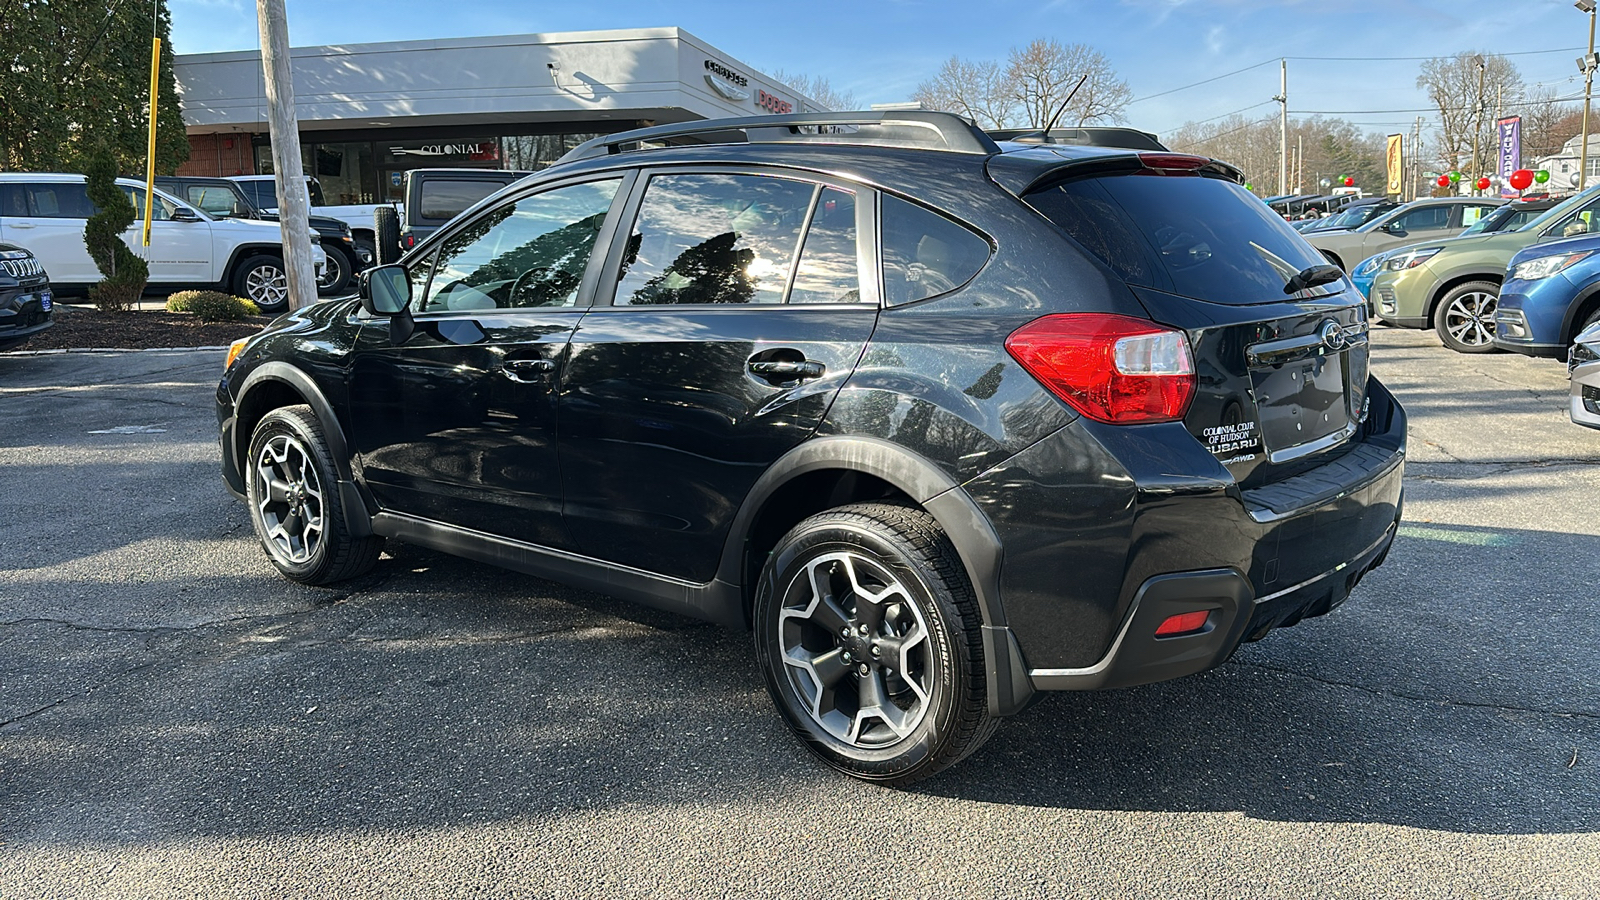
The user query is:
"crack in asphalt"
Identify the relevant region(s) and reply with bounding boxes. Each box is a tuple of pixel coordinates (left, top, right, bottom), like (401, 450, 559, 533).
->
(1237, 662, 1600, 722)
(0, 662, 156, 729)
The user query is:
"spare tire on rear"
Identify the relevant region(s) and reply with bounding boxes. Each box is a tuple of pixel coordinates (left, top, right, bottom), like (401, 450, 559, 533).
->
(374, 206, 401, 265)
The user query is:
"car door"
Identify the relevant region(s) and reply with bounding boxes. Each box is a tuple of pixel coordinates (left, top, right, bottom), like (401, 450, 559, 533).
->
(1, 182, 98, 283)
(1364, 203, 1453, 255)
(556, 169, 881, 583)
(120, 186, 214, 283)
(347, 174, 630, 550)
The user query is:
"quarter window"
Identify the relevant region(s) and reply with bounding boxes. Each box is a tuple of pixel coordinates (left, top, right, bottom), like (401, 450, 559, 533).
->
(880, 195, 990, 305)
(421, 178, 620, 313)
(615, 173, 815, 306)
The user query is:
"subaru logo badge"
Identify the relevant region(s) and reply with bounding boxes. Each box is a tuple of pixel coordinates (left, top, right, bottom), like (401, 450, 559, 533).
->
(1319, 320, 1346, 351)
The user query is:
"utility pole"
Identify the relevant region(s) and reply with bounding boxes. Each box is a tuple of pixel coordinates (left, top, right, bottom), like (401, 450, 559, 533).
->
(1469, 56, 1486, 196)
(256, 0, 315, 311)
(1275, 59, 1288, 197)
(1580, 0, 1597, 192)
(1296, 134, 1303, 193)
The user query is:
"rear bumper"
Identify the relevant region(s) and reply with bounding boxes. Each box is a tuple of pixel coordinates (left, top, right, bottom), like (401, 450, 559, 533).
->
(964, 377, 1406, 695)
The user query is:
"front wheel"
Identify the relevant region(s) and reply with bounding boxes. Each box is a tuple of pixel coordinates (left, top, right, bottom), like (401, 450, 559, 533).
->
(1434, 280, 1501, 353)
(245, 405, 383, 585)
(233, 254, 290, 313)
(753, 503, 996, 785)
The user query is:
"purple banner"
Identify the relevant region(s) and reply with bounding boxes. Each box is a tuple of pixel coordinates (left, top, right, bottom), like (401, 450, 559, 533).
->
(1497, 116, 1522, 197)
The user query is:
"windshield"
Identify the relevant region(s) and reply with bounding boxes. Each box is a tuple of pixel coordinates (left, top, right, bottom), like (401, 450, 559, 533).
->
(1517, 185, 1600, 234)
(1027, 174, 1339, 305)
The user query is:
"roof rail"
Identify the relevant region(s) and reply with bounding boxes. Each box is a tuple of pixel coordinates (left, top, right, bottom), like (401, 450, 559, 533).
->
(558, 111, 1003, 163)
(987, 126, 1167, 152)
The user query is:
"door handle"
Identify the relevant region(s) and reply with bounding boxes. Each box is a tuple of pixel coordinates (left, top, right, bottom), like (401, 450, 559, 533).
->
(501, 358, 556, 382)
(749, 359, 825, 381)
(9, 222, 34, 229)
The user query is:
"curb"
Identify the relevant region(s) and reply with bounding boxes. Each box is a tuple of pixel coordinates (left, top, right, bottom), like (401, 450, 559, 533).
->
(0, 345, 230, 357)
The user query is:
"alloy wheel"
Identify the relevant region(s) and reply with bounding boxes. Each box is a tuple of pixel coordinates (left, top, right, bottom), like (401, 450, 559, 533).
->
(777, 551, 933, 748)
(253, 433, 325, 564)
(245, 263, 288, 308)
(1443, 290, 1497, 347)
(316, 249, 345, 290)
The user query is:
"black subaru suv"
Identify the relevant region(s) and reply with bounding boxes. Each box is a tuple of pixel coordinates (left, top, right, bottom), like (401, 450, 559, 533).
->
(0, 242, 53, 351)
(216, 112, 1406, 784)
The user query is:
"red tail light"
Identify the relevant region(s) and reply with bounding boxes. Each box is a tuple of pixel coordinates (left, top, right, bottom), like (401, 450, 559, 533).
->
(402, 234, 416, 249)
(1155, 610, 1211, 637)
(1005, 314, 1196, 424)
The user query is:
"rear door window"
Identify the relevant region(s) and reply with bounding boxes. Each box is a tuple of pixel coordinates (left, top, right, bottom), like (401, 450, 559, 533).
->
(416, 179, 511, 223)
(1026, 174, 1333, 305)
(614, 173, 815, 306)
(880, 195, 990, 305)
(1390, 205, 1450, 232)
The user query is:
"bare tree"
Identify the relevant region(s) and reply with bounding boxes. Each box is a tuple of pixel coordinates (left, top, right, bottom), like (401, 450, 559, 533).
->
(768, 69, 859, 111)
(1417, 51, 1522, 175)
(1517, 85, 1582, 163)
(1005, 39, 1130, 129)
(1168, 115, 1388, 195)
(912, 56, 1016, 129)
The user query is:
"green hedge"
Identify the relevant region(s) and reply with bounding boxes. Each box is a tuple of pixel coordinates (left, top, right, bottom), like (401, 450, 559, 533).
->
(165, 290, 260, 322)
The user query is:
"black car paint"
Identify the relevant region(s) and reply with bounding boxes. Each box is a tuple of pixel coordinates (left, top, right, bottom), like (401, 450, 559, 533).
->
(0, 242, 53, 351)
(219, 137, 1406, 716)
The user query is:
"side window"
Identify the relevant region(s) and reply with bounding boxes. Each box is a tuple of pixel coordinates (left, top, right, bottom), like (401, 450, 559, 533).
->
(789, 187, 862, 304)
(881, 194, 990, 305)
(119, 187, 178, 222)
(189, 186, 241, 216)
(421, 178, 619, 313)
(615, 173, 815, 306)
(1460, 205, 1488, 228)
(405, 249, 437, 307)
(1, 184, 28, 217)
(25, 183, 93, 219)
(1394, 205, 1449, 231)
(1549, 198, 1600, 237)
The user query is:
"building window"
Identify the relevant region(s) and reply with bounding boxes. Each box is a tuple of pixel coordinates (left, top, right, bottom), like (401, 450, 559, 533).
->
(499, 134, 602, 171)
(1587, 157, 1600, 179)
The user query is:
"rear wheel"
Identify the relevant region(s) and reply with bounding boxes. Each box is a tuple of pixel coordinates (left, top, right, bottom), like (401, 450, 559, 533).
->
(1433, 280, 1501, 353)
(315, 243, 353, 295)
(753, 503, 996, 785)
(233, 254, 289, 313)
(246, 405, 382, 585)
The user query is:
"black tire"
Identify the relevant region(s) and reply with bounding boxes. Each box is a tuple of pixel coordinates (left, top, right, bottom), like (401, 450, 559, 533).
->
(1433, 280, 1501, 353)
(232, 253, 291, 313)
(753, 502, 996, 785)
(245, 405, 383, 585)
(374, 207, 401, 265)
(315, 242, 353, 296)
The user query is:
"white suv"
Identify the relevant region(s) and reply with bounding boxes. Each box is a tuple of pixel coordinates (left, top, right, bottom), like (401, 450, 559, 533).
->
(0, 173, 324, 313)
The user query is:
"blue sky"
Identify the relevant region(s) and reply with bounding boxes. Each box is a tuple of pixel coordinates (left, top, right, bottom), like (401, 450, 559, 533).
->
(169, 0, 1592, 138)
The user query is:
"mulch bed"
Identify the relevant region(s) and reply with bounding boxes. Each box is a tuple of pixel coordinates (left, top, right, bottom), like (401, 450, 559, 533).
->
(19, 303, 270, 352)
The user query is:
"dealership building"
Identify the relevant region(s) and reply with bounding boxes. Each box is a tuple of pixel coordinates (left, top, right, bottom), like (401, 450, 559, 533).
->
(172, 27, 821, 204)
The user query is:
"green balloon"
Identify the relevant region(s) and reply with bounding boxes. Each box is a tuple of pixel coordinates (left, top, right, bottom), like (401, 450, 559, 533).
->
(1449, 171, 1462, 184)
(1534, 169, 1551, 184)
(1244, 182, 1254, 191)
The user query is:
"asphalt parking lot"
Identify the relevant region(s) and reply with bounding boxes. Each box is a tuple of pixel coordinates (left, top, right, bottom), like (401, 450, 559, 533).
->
(1, 327, 1596, 898)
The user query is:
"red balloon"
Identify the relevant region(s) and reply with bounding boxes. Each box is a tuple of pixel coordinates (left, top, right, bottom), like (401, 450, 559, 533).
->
(1436, 174, 1451, 187)
(1343, 176, 1354, 187)
(1476, 177, 1491, 190)
(1509, 169, 1534, 191)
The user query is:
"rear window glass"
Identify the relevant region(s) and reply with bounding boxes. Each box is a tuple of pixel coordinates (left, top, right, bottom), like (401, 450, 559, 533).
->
(1026, 175, 1334, 305)
(880, 195, 990, 305)
(417, 179, 509, 222)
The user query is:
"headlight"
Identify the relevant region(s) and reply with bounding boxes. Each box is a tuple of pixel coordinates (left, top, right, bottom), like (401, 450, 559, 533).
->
(1353, 254, 1387, 276)
(1510, 251, 1592, 281)
(1385, 247, 1442, 271)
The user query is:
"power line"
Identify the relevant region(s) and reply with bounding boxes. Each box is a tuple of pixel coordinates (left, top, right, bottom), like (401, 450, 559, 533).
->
(1134, 47, 1588, 106)
(1186, 99, 1275, 127)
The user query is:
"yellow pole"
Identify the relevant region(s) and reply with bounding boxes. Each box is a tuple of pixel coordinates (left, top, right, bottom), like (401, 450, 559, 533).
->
(143, 36, 160, 247)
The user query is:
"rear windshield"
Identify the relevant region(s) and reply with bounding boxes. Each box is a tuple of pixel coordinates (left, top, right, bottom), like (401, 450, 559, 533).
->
(417, 179, 510, 222)
(1027, 174, 1336, 305)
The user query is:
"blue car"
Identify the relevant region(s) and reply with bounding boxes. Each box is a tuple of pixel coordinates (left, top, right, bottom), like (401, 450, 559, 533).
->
(1349, 251, 1389, 304)
(1495, 233, 1600, 358)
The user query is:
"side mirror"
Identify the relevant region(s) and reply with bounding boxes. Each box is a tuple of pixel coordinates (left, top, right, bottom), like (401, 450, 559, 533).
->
(1383, 221, 1406, 235)
(359, 264, 411, 316)
(171, 207, 201, 223)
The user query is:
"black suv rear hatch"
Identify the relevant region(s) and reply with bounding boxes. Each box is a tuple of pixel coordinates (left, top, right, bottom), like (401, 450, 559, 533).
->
(1019, 156, 1373, 489)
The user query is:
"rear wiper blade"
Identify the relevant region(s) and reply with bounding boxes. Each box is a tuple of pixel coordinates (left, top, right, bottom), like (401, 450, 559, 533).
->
(1283, 264, 1345, 295)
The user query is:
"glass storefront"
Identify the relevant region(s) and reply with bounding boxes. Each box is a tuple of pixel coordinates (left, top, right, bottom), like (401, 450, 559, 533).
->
(253, 131, 602, 202)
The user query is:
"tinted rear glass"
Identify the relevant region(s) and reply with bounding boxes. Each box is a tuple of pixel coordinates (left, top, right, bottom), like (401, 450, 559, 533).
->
(881, 195, 991, 305)
(418, 179, 509, 222)
(1027, 175, 1335, 305)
